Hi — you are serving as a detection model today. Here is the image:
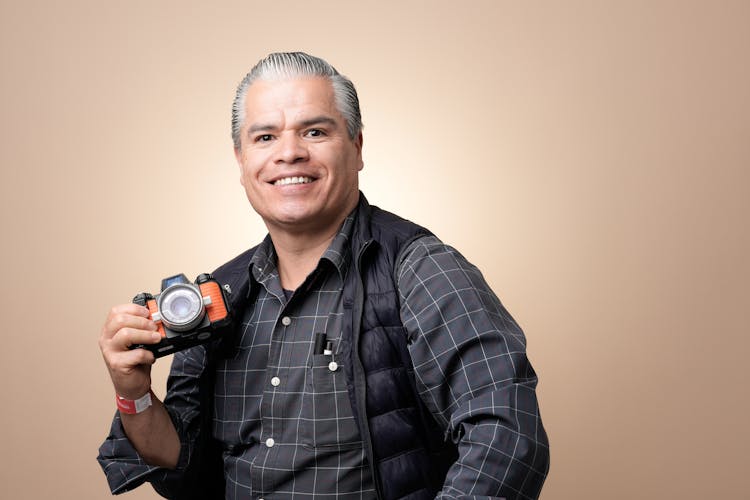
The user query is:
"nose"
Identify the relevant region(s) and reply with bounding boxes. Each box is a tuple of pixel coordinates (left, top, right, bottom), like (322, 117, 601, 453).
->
(275, 132, 309, 164)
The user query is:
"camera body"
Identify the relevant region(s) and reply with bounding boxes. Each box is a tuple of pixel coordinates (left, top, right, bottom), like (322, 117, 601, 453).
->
(130, 273, 232, 358)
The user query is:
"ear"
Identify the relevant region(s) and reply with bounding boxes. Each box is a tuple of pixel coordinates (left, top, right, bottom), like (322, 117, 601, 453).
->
(234, 147, 246, 187)
(355, 132, 364, 171)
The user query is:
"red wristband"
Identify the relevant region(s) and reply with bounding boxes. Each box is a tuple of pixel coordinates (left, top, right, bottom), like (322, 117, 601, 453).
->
(116, 390, 153, 414)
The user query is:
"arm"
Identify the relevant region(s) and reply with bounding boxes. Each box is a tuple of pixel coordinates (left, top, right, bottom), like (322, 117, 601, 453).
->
(120, 398, 180, 466)
(97, 304, 207, 495)
(397, 236, 550, 500)
(98, 303, 180, 466)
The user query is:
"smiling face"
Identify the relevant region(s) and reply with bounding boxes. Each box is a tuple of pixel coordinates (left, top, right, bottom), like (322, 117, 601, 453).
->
(235, 77, 364, 238)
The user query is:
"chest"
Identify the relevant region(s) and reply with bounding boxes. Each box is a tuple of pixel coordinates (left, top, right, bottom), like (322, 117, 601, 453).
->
(212, 270, 358, 450)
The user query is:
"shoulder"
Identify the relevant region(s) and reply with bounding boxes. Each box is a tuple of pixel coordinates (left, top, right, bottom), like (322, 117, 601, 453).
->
(396, 235, 486, 295)
(368, 204, 432, 241)
(211, 246, 258, 285)
(209, 245, 259, 319)
(397, 234, 474, 272)
(363, 205, 434, 273)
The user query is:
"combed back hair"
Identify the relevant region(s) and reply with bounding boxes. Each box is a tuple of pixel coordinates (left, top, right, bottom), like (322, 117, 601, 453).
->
(231, 52, 363, 149)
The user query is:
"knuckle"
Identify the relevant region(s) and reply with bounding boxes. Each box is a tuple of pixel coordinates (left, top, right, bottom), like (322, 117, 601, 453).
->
(106, 305, 126, 323)
(138, 349, 155, 365)
(107, 356, 126, 372)
(109, 328, 135, 352)
(112, 314, 127, 330)
(114, 326, 127, 340)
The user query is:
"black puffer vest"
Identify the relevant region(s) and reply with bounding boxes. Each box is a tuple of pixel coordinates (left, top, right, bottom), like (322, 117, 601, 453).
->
(184, 195, 457, 500)
(338, 196, 458, 499)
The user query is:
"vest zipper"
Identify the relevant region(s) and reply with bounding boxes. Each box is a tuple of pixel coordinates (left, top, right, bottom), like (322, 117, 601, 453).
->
(351, 239, 384, 500)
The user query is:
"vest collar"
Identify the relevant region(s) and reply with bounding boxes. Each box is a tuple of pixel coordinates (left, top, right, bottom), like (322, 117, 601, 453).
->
(351, 191, 379, 264)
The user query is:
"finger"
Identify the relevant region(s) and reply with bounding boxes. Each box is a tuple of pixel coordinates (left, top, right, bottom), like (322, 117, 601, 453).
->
(101, 310, 157, 340)
(113, 346, 156, 369)
(110, 303, 152, 318)
(106, 348, 156, 385)
(109, 327, 163, 351)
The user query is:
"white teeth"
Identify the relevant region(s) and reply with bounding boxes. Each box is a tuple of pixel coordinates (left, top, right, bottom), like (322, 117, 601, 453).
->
(273, 176, 313, 186)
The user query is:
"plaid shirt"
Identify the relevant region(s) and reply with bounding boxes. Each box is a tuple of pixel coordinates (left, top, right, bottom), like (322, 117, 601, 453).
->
(399, 236, 548, 498)
(99, 207, 548, 499)
(213, 213, 376, 498)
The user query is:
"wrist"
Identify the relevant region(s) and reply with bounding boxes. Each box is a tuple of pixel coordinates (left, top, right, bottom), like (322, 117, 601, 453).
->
(116, 389, 154, 415)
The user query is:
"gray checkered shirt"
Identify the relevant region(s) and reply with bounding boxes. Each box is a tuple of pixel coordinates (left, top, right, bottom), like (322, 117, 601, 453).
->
(213, 213, 376, 498)
(208, 214, 547, 498)
(101, 207, 548, 498)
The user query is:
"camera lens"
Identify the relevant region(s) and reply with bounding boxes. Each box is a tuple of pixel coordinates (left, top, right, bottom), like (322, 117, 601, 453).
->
(158, 284, 206, 332)
(171, 296, 192, 317)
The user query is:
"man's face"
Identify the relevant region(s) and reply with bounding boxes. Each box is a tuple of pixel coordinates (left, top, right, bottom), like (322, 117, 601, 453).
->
(235, 77, 363, 235)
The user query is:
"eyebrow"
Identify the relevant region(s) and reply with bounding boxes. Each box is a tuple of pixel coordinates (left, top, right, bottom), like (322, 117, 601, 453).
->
(246, 115, 339, 136)
(298, 116, 338, 130)
(246, 123, 276, 135)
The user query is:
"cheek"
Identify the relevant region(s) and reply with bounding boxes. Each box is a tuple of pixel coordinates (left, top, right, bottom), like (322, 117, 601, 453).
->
(239, 167, 253, 190)
(238, 158, 262, 187)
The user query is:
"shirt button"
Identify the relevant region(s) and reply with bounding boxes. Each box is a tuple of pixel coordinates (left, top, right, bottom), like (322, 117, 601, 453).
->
(271, 376, 280, 387)
(281, 316, 291, 326)
(265, 438, 275, 448)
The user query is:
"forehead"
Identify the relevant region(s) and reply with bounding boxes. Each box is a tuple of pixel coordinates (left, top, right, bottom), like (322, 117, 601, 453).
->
(242, 76, 340, 124)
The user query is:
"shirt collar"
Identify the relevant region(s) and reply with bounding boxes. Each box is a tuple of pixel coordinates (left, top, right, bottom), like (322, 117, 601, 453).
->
(249, 233, 278, 287)
(247, 209, 357, 289)
(320, 210, 355, 277)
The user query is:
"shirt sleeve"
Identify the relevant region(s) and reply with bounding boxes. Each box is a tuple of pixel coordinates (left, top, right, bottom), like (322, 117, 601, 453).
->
(396, 236, 550, 500)
(97, 345, 208, 496)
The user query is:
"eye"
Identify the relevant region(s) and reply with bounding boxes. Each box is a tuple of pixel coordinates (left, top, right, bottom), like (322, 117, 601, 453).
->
(305, 128, 325, 138)
(255, 134, 274, 143)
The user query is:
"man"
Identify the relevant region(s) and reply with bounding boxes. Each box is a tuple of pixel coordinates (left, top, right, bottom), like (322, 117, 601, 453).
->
(98, 52, 549, 499)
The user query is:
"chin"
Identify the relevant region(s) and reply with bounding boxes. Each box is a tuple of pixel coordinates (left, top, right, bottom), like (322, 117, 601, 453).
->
(267, 208, 318, 227)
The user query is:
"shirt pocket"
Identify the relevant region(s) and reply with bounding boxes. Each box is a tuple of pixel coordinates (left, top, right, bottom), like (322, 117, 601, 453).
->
(301, 353, 363, 450)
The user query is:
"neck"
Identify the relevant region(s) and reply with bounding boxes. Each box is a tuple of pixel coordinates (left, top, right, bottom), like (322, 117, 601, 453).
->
(267, 220, 342, 291)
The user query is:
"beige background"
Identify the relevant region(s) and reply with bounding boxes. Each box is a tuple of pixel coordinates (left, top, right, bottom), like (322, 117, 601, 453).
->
(1, 1, 748, 498)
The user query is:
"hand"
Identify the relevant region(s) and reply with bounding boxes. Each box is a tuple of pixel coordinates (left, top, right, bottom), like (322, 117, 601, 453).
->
(99, 303, 162, 400)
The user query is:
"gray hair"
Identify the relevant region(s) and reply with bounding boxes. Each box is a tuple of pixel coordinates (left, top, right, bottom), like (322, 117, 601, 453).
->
(231, 52, 362, 149)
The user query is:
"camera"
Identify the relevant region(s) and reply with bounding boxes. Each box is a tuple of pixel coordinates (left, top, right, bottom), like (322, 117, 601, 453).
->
(130, 273, 232, 357)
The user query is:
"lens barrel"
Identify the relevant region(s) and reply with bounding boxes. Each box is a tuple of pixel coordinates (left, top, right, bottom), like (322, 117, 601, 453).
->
(157, 283, 206, 332)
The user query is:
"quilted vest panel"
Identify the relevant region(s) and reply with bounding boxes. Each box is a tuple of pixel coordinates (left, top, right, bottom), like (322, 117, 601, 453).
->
(345, 205, 458, 500)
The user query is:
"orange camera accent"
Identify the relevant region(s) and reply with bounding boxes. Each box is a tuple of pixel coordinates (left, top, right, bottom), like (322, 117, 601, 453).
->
(146, 298, 166, 337)
(200, 281, 229, 323)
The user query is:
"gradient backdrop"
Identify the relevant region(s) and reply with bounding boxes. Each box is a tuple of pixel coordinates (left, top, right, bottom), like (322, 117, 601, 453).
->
(1, 1, 748, 498)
